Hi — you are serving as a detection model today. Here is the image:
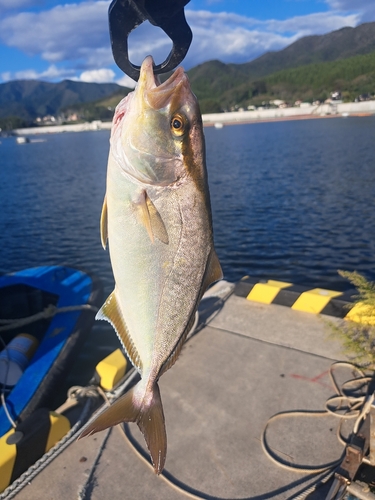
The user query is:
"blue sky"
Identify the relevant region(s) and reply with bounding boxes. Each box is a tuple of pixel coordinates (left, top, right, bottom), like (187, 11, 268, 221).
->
(0, 0, 374, 87)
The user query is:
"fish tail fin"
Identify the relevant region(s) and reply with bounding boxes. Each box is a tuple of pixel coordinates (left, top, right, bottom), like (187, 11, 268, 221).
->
(79, 381, 166, 474)
(137, 382, 166, 474)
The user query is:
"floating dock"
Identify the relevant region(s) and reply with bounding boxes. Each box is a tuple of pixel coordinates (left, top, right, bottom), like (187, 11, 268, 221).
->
(5, 281, 375, 500)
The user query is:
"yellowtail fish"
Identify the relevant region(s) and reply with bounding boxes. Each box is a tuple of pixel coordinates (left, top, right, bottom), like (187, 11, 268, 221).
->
(80, 56, 222, 473)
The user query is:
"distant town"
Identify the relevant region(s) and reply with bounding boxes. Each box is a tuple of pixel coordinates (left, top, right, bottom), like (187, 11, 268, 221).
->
(5, 91, 374, 133)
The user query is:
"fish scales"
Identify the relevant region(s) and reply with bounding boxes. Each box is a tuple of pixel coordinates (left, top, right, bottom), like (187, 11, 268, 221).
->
(80, 56, 222, 474)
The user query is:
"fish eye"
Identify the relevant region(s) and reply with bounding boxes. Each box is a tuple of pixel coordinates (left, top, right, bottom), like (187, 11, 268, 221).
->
(171, 114, 186, 136)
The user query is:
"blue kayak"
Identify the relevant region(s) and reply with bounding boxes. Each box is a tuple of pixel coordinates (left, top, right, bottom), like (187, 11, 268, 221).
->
(0, 266, 103, 436)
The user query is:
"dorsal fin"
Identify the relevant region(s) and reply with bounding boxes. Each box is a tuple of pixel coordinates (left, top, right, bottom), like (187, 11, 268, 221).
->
(96, 290, 142, 372)
(135, 191, 169, 244)
(100, 195, 108, 250)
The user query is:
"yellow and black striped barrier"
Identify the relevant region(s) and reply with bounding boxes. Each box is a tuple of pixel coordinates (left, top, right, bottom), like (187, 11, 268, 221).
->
(0, 408, 70, 493)
(234, 276, 369, 322)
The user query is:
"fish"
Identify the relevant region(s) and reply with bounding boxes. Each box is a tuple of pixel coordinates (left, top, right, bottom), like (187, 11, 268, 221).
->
(80, 56, 222, 474)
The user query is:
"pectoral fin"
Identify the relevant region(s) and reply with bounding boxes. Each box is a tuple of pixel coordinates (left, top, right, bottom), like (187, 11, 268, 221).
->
(136, 191, 169, 244)
(96, 290, 142, 372)
(100, 195, 108, 250)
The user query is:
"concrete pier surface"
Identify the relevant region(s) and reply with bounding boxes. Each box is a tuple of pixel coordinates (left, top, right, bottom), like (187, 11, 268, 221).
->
(6, 281, 375, 500)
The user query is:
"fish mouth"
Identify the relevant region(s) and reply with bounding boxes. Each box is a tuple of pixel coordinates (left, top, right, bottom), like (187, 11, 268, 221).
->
(138, 55, 187, 110)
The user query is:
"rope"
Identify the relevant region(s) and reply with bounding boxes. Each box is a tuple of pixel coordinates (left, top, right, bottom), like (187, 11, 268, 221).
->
(0, 375, 134, 500)
(261, 361, 375, 489)
(0, 335, 17, 428)
(1, 368, 140, 500)
(290, 470, 336, 500)
(0, 392, 16, 429)
(0, 304, 98, 332)
(0, 303, 99, 430)
(0, 391, 97, 500)
(120, 422, 211, 500)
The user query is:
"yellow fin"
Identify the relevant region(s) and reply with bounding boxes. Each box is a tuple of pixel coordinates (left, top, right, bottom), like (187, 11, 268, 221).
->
(100, 195, 108, 250)
(136, 191, 169, 244)
(96, 291, 142, 372)
(202, 248, 223, 293)
(80, 382, 167, 474)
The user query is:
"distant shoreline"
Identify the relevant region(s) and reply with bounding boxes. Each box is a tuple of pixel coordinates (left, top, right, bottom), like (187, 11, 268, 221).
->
(11, 101, 375, 136)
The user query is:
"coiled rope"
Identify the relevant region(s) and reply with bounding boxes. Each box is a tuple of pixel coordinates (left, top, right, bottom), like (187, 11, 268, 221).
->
(117, 361, 375, 500)
(261, 361, 373, 475)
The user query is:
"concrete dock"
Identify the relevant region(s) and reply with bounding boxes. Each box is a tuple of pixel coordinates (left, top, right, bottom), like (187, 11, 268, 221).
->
(5, 281, 374, 500)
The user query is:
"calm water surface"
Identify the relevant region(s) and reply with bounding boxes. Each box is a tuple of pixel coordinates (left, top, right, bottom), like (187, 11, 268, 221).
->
(0, 116, 374, 390)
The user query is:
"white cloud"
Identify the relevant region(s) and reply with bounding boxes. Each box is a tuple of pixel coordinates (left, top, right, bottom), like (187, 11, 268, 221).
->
(116, 74, 136, 89)
(2, 64, 77, 82)
(0, 0, 371, 83)
(126, 21, 173, 67)
(78, 68, 115, 83)
(326, 0, 375, 19)
(0, 1, 111, 65)
(263, 12, 359, 35)
(182, 9, 359, 66)
(1, 71, 12, 82)
(0, 64, 122, 84)
(323, 0, 375, 25)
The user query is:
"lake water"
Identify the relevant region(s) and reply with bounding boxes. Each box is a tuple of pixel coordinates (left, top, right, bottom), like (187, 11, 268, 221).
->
(1, 116, 374, 392)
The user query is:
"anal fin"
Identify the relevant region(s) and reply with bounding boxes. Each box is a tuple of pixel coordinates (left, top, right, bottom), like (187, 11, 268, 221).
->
(96, 290, 142, 372)
(202, 248, 223, 293)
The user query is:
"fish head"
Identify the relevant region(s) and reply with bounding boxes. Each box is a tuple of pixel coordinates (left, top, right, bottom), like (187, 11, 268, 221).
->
(110, 56, 206, 187)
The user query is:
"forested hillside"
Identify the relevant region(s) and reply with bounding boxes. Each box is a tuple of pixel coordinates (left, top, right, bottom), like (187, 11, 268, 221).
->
(204, 50, 375, 111)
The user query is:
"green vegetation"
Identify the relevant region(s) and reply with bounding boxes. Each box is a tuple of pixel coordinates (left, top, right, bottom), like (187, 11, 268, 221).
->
(189, 51, 375, 111)
(262, 51, 375, 103)
(0, 116, 31, 131)
(330, 271, 375, 367)
(61, 89, 130, 123)
(0, 79, 127, 123)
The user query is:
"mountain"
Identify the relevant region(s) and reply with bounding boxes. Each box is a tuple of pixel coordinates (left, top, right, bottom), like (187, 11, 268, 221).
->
(241, 21, 375, 78)
(0, 79, 129, 123)
(187, 21, 375, 112)
(1, 20, 375, 126)
(257, 50, 375, 104)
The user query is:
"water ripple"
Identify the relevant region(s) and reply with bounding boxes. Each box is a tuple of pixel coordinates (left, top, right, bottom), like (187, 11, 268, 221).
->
(1, 118, 374, 295)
